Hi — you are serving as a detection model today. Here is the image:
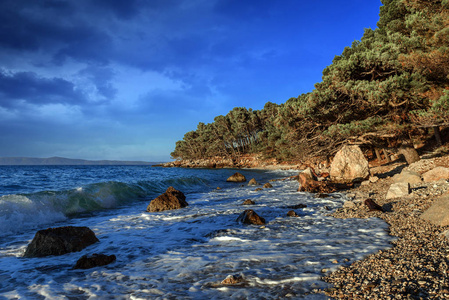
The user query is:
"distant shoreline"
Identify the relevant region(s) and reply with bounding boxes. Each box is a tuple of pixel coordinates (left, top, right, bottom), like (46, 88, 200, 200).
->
(0, 156, 157, 166)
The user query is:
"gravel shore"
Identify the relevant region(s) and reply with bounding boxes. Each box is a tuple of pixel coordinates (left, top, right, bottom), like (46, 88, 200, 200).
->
(317, 152, 449, 299)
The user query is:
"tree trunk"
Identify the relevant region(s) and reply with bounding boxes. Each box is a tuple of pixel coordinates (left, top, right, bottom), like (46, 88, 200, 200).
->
(399, 146, 420, 165)
(434, 126, 442, 146)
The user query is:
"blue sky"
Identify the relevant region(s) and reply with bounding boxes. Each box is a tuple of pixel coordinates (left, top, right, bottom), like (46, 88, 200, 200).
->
(0, 0, 382, 162)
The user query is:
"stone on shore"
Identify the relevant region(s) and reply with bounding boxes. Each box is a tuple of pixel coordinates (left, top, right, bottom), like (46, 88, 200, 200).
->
(24, 226, 99, 258)
(248, 178, 259, 186)
(226, 172, 247, 182)
(236, 209, 266, 225)
(420, 194, 449, 226)
(74, 253, 116, 269)
(386, 182, 410, 199)
(393, 169, 422, 184)
(422, 167, 449, 183)
(330, 145, 369, 182)
(147, 186, 188, 212)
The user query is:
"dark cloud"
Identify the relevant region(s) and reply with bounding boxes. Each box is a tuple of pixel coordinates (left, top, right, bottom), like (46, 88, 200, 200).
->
(0, 70, 86, 108)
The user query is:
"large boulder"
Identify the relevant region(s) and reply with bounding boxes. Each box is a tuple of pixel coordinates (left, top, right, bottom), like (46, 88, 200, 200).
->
(147, 186, 188, 212)
(226, 172, 247, 182)
(421, 194, 449, 226)
(74, 253, 116, 269)
(236, 209, 266, 225)
(330, 145, 369, 182)
(422, 167, 449, 183)
(24, 226, 99, 258)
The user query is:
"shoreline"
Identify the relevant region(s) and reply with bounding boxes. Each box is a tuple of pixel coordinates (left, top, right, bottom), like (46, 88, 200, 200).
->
(317, 152, 449, 299)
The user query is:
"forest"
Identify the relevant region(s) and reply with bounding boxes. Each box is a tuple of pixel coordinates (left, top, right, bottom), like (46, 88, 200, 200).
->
(171, 0, 449, 163)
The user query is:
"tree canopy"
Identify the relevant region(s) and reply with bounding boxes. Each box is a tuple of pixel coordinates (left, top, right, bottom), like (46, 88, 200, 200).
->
(171, 0, 449, 162)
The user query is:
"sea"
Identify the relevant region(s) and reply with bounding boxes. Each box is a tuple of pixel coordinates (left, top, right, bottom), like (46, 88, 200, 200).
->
(0, 165, 394, 299)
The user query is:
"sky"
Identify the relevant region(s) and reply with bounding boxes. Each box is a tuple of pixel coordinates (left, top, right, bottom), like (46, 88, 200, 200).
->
(0, 0, 382, 162)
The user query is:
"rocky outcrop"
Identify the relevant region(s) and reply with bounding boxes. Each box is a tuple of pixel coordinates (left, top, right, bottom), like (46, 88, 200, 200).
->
(226, 172, 246, 182)
(24, 226, 99, 258)
(330, 145, 369, 182)
(422, 167, 449, 183)
(236, 209, 266, 225)
(420, 194, 449, 226)
(147, 187, 188, 212)
(386, 183, 410, 200)
(74, 253, 116, 269)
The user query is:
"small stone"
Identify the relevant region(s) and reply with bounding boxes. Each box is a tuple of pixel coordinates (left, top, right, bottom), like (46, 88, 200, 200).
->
(287, 210, 299, 217)
(369, 176, 379, 183)
(221, 274, 245, 285)
(386, 182, 410, 199)
(343, 201, 356, 209)
(263, 182, 273, 188)
(248, 178, 259, 186)
(242, 199, 255, 205)
(254, 188, 263, 191)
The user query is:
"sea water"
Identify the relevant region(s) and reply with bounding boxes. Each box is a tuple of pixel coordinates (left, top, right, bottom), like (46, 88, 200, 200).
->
(0, 165, 394, 299)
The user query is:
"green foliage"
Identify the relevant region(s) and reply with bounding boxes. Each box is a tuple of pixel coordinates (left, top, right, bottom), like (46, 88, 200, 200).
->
(171, 0, 449, 161)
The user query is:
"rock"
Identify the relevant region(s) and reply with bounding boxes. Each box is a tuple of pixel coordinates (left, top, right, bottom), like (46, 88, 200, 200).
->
(330, 145, 369, 182)
(421, 194, 449, 226)
(287, 204, 307, 209)
(74, 253, 116, 269)
(24, 226, 99, 258)
(398, 146, 420, 165)
(147, 186, 188, 212)
(263, 182, 273, 188)
(369, 176, 379, 183)
(236, 209, 266, 225)
(248, 178, 259, 186)
(254, 188, 263, 191)
(364, 199, 384, 212)
(226, 172, 246, 182)
(242, 199, 255, 205)
(221, 274, 245, 285)
(393, 170, 422, 184)
(422, 167, 449, 183)
(343, 201, 356, 209)
(386, 182, 410, 199)
(287, 210, 299, 217)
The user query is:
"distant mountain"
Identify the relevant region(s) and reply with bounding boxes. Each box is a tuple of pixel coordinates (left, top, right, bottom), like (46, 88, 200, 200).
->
(0, 157, 156, 166)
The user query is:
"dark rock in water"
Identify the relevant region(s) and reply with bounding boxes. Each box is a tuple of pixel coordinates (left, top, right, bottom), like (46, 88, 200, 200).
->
(287, 210, 299, 217)
(242, 199, 256, 205)
(364, 198, 384, 212)
(263, 182, 273, 188)
(315, 193, 329, 198)
(24, 226, 99, 258)
(287, 204, 307, 209)
(147, 186, 188, 212)
(248, 178, 259, 186)
(254, 187, 263, 191)
(221, 274, 245, 285)
(74, 253, 116, 269)
(226, 172, 246, 182)
(236, 209, 266, 225)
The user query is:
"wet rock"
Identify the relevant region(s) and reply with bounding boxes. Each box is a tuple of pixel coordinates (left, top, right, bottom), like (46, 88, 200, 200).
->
(422, 167, 449, 183)
(242, 199, 255, 205)
(287, 210, 299, 217)
(221, 274, 245, 285)
(248, 178, 259, 186)
(254, 187, 263, 191)
(226, 172, 247, 182)
(330, 145, 369, 182)
(287, 204, 307, 209)
(24, 226, 99, 258)
(147, 186, 188, 212)
(420, 194, 449, 226)
(74, 253, 116, 269)
(364, 199, 384, 212)
(263, 182, 273, 188)
(236, 209, 266, 225)
(386, 182, 410, 199)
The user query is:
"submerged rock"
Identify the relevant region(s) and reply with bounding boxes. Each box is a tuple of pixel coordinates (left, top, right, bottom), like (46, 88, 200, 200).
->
(236, 209, 266, 225)
(226, 172, 247, 182)
(74, 253, 116, 269)
(24, 226, 99, 258)
(147, 186, 188, 212)
(242, 199, 256, 205)
(287, 210, 300, 217)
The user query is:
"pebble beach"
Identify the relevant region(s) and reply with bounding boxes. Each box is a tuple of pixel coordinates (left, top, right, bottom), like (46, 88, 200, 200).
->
(318, 152, 449, 299)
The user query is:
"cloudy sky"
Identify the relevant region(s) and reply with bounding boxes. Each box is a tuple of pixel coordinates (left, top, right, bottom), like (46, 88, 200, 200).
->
(0, 0, 382, 162)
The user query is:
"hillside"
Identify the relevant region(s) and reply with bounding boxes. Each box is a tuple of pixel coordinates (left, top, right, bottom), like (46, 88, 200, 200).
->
(171, 0, 449, 164)
(0, 157, 154, 166)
